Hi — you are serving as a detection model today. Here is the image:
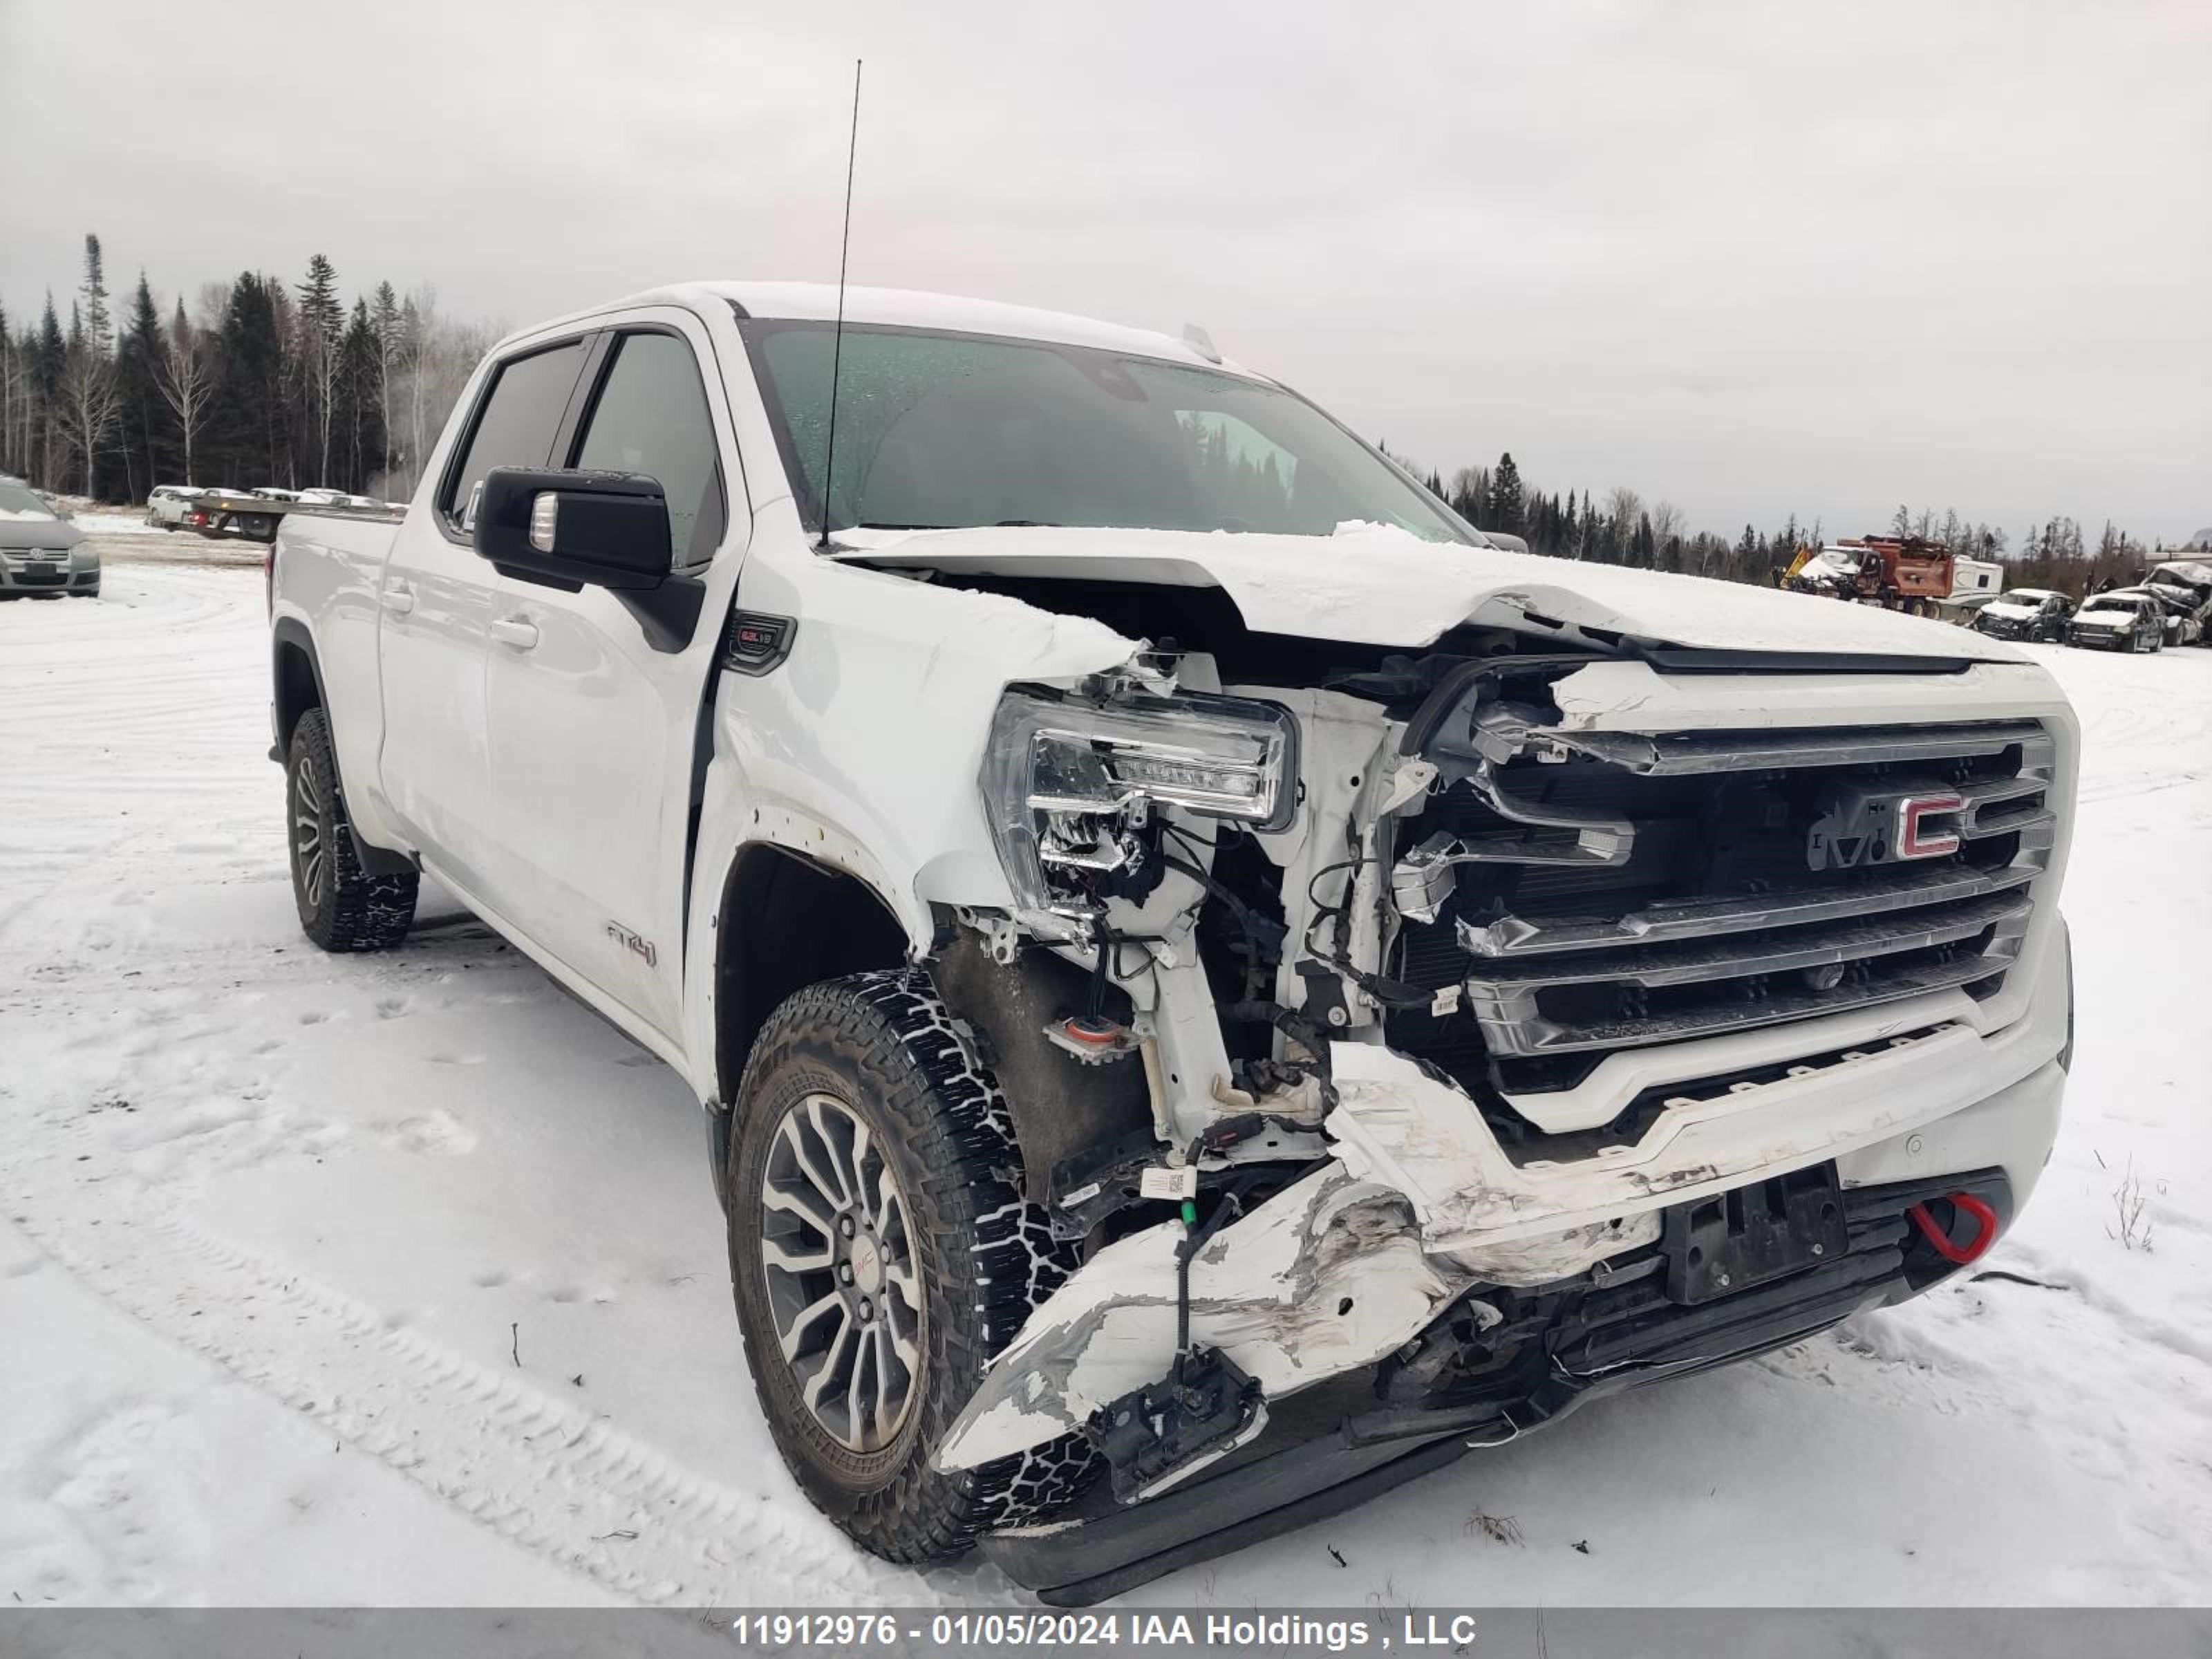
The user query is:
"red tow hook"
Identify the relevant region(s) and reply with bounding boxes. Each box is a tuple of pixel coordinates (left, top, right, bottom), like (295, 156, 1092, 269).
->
(1909, 1192, 1999, 1265)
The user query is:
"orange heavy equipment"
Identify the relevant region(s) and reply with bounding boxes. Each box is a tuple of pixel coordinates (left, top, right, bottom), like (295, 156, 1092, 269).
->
(1783, 535, 1957, 615)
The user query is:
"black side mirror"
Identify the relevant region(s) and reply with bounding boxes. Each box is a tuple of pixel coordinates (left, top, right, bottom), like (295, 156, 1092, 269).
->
(473, 467, 671, 592)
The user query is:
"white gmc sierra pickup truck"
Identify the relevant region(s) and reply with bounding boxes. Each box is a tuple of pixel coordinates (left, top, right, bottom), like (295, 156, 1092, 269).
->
(268, 282, 2076, 1602)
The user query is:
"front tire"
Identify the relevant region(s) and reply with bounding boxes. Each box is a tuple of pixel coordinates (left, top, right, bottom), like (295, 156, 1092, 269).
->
(285, 706, 418, 952)
(727, 969, 1093, 1563)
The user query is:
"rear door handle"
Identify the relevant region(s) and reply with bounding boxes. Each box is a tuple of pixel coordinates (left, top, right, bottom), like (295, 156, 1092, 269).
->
(384, 579, 415, 615)
(488, 616, 540, 650)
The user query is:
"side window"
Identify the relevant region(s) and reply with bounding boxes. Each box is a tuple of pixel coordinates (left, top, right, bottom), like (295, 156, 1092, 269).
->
(571, 332, 725, 565)
(441, 339, 590, 529)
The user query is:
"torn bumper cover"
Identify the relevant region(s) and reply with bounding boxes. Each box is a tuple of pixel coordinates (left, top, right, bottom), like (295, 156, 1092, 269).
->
(937, 986, 2065, 1600)
(978, 1163, 2014, 1604)
(941, 966, 2065, 1478)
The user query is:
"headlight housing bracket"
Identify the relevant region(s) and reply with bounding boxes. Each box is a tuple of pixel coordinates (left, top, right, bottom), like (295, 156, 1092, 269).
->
(981, 686, 1300, 922)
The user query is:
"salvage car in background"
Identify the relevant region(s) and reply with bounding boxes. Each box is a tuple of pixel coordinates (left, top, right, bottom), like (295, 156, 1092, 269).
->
(2105, 584, 2204, 648)
(2067, 592, 2164, 652)
(2142, 561, 2212, 644)
(265, 282, 2078, 1603)
(0, 478, 98, 598)
(1974, 588, 2074, 643)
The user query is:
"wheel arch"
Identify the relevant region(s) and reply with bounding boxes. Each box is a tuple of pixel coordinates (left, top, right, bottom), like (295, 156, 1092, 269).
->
(711, 842, 915, 1118)
(270, 619, 413, 878)
(271, 616, 326, 755)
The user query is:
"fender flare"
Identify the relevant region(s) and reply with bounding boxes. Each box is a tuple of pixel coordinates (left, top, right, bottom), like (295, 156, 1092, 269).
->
(269, 619, 415, 879)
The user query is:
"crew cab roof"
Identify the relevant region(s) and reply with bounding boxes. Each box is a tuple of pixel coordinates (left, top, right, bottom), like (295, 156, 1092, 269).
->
(512, 281, 1261, 377)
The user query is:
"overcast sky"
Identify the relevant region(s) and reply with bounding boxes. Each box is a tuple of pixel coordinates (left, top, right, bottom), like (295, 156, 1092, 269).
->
(5, 0, 2206, 542)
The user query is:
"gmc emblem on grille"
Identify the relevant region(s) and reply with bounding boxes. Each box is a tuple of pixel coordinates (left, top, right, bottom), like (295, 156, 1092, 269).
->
(1806, 787, 1965, 870)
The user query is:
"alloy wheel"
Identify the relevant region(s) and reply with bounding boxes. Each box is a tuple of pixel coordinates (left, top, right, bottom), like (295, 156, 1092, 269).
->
(758, 1092, 923, 1453)
(293, 758, 327, 910)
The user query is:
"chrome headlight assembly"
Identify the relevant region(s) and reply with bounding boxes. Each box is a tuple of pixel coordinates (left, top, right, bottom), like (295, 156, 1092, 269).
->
(982, 688, 1298, 917)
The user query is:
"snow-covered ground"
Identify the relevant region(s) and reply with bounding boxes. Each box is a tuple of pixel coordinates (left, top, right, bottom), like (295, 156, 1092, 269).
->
(67, 511, 167, 538)
(3, 556, 2207, 1608)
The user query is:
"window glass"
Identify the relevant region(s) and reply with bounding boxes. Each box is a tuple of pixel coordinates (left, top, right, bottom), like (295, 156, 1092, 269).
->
(0, 480, 58, 520)
(442, 339, 588, 525)
(1174, 411, 1302, 532)
(741, 321, 1467, 544)
(572, 332, 724, 563)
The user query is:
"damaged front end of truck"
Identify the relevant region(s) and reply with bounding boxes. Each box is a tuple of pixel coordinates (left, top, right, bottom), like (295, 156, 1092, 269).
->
(904, 583, 2074, 1604)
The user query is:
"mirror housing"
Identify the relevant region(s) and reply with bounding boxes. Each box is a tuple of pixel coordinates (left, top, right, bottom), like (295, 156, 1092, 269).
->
(472, 467, 672, 592)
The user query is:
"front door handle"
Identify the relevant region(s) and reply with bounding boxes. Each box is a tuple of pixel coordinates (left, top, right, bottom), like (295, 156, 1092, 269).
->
(488, 616, 540, 650)
(384, 579, 415, 615)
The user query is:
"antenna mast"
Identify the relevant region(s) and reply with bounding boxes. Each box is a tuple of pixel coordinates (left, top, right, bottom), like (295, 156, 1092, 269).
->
(817, 58, 863, 550)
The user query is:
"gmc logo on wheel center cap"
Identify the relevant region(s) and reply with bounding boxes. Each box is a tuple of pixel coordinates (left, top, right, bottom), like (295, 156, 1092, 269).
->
(1806, 787, 1965, 870)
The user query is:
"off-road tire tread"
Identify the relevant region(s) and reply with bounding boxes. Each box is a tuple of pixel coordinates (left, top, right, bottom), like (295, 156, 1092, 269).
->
(287, 706, 418, 953)
(728, 968, 1096, 1564)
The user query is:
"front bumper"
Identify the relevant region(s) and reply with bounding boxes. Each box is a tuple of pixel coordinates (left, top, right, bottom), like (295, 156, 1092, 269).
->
(986, 1158, 2021, 1603)
(940, 923, 2068, 1594)
(0, 553, 99, 592)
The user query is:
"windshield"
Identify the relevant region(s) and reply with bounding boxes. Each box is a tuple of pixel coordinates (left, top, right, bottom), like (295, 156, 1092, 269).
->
(2150, 563, 2212, 600)
(0, 481, 58, 521)
(738, 320, 1469, 544)
(2079, 599, 2137, 619)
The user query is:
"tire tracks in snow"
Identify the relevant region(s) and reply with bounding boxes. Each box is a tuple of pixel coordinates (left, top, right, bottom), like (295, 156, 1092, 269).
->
(0, 569, 912, 1606)
(3, 1135, 894, 1607)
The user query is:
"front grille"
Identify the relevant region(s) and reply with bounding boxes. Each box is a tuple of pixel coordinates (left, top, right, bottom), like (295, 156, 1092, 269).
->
(1389, 709, 2055, 1099)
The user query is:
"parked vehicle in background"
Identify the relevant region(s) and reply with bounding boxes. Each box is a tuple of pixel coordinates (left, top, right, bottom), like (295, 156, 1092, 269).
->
(146, 483, 205, 529)
(180, 488, 242, 532)
(267, 281, 2079, 1602)
(2066, 592, 2163, 652)
(192, 487, 400, 544)
(2103, 586, 2201, 648)
(1782, 534, 1965, 616)
(188, 489, 288, 542)
(1942, 554, 2005, 619)
(1974, 588, 2074, 643)
(296, 489, 377, 508)
(0, 478, 99, 598)
(252, 487, 303, 503)
(2141, 560, 2212, 645)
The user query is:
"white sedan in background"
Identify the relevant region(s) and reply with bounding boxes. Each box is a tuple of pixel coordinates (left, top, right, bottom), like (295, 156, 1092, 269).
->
(146, 483, 205, 528)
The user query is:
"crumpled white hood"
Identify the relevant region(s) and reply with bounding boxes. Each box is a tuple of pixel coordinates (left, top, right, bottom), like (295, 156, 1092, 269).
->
(834, 521, 2030, 664)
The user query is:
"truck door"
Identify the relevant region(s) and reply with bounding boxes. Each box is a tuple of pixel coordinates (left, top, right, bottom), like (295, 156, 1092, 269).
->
(478, 316, 745, 1041)
(377, 336, 591, 901)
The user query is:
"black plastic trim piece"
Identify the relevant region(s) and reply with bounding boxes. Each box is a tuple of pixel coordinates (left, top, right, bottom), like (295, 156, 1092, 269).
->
(989, 1434, 1470, 1608)
(723, 610, 797, 674)
(1396, 652, 1595, 756)
(1631, 644, 1976, 676)
(619, 575, 709, 655)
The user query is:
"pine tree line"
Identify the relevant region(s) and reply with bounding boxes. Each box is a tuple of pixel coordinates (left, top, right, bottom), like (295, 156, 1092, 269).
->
(1394, 449, 2181, 601)
(0, 232, 494, 505)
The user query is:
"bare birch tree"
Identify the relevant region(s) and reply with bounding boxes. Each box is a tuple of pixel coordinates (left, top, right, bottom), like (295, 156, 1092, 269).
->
(158, 301, 213, 484)
(53, 341, 123, 497)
